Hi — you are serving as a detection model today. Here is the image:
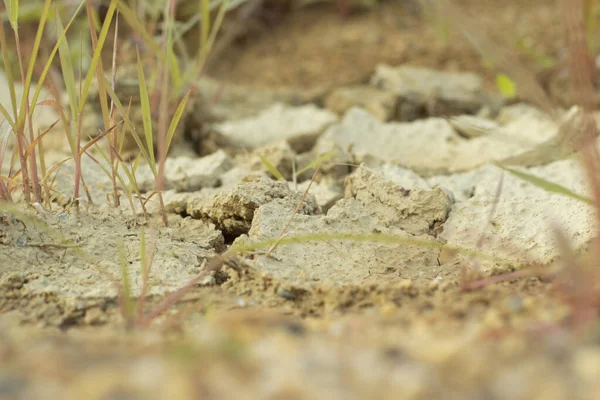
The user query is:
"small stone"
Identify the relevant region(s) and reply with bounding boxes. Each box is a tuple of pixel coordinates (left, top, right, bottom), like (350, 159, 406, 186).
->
(136, 150, 234, 192)
(371, 64, 486, 118)
(325, 85, 397, 121)
(189, 177, 319, 236)
(213, 103, 338, 151)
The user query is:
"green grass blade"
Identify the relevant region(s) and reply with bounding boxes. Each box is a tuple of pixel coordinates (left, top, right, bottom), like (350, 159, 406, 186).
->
(139, 227, 150, 295)
(202, 0, 228, 59)
(4, 0, 18, 31)
(230, 232, 515, 267)
(169, 48, 183, 96)
(54, 7, 78, 145)
(0, 18, 18, 121)
(183, 0, 229, 83)
(86, 133, 144, 215)
(258, 154, 285, 181)
(77, 0, 118, 115)
(102, 80, 155, 172)
(136, 49, 156, 171)
(30, 0, 86, 119)
(85, 0, 111, 132)
(297, 150, 336, 175)
(165, 90, 190, 151)
(200, 0, 210, 59)
(115, 1, 162, 55)
(116, 160, 145, 209)
(0, 103, 17, 133)
(18, 0, 52, 126)
(118, 243, 135, 323)
(498, 164, 594, 204)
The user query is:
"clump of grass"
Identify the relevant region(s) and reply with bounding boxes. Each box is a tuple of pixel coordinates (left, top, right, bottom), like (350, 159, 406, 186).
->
(0, 0, 232, 223)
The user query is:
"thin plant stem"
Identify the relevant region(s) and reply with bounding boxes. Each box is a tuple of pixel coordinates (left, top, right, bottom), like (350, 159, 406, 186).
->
(267, 164, 322, 257)
(12, 32, 32, 203)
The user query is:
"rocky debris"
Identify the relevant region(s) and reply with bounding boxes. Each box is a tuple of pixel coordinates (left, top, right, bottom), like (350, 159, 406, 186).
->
(375, 163, 431, 190)
(239, 167, 453, 287)
(324, 85, 397, 121)
(212, 103, 338, 152)
(142, 167, 269, 215)
(497, 106, 592, 167)
(0, 207, 222, 300)
(188, 76, 322, 123)
(314, 105, 559, 176)
(236, 141, 297, 181)
(370, 64, 492, 120)
(171, 216, 226, 252)
(188, 177, 320, 237)
(292, 179, 343, 212)
(345, 167, 452, 236)
(439, 159, 594, 267)
(448, 114, 501, 138)
(186, 77, 323, 156)
(136, 150, 234, 192)
(426, 164, 500, 202)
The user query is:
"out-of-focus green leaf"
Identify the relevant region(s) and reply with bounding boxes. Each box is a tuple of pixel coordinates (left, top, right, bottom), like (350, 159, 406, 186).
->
(496, 73, 517, 99)
(258, 155, 285, 181)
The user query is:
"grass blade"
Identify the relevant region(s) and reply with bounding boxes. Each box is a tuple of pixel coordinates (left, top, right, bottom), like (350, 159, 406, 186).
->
(0, 103, 17, 132)
(183, 0, 229, 83)
(4, 0, 18, 31)
(29, 0, 85, 119)
(297, 150, 336, 175)
(77, 0, 118, 115)
(200, 0, 210, 60)
(19, 0, 52, 125)
(0, 16, 18, 120)
(118, 243, 135, 325)
(136, 48, 157, 172)
(54, 7, 78, 150)
(115, 1, 162, 55)
(258, 154, 285, 181)
(498, 164, 594, 204)
(85, 0, 111, 132)
(166, 90, 190, 151)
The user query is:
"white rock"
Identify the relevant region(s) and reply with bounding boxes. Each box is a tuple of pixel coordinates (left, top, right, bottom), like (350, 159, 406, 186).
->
(136, 150, 234, 192)
(371, 64, 486, 118)
(315, 107, 557, 176)
(439, 159, 595, 266)
(376, 163, 430, 190)
(188, 177, 320, 236)
(292, 179, 343, 211)
(239, 168, 453, 287)
(325, 85, 397, 121)
(213, 103, 338, 150)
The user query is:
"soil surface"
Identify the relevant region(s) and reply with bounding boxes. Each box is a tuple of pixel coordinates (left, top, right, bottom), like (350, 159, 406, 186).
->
(2, 0, 600, 399)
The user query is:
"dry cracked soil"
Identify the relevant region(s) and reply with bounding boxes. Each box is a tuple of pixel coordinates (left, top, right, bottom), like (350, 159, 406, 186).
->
(2, 0, 600, 399)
